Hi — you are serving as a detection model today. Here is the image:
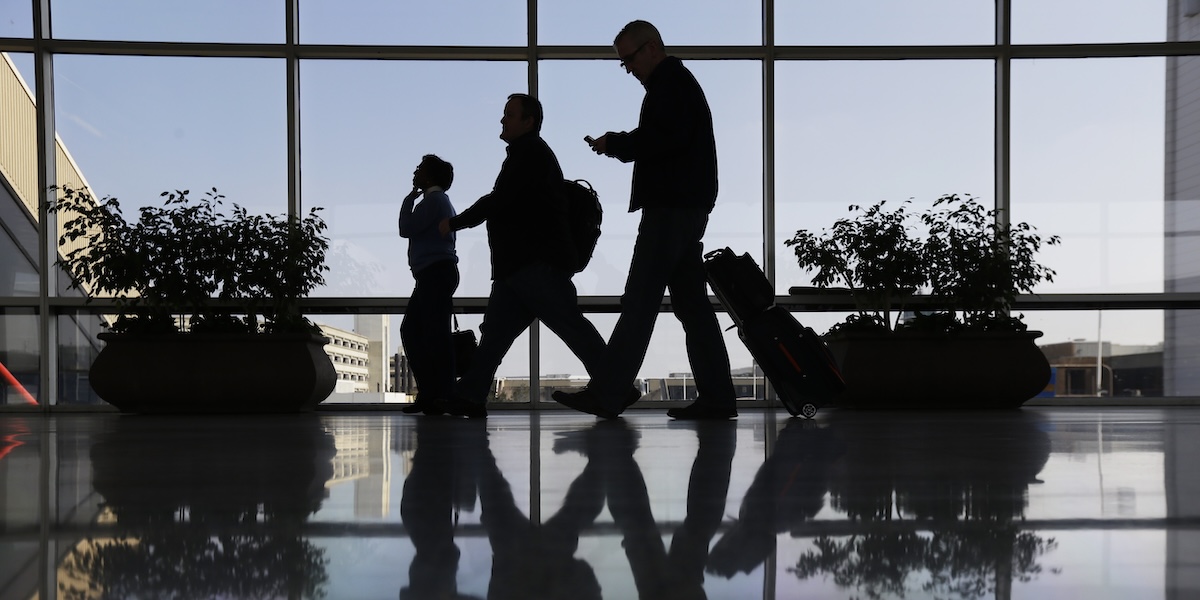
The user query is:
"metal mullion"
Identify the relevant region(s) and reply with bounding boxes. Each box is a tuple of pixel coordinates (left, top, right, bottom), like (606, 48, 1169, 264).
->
(773, 44, 997, 61)
(996, 0, 1011, 224)
(762, 0, 776, 295)
(286, 0, 301, 218)
(33, 0, 56, 414)
(527, 0, 542, 527)
(34, 13, 56, 600)
(33, 38, 289, 58)
(0, 36, 36, 51)
(526, 0, 540, 414)
(760, 0, 778, 413)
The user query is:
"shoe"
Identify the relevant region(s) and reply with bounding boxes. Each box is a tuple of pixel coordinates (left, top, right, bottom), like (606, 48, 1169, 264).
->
(401, 401, 445, 416)
(444, 397, 487, 419)
(552, 388, 621, 419)
(625, 387, 642, 409)
(667, 401, 737, 420)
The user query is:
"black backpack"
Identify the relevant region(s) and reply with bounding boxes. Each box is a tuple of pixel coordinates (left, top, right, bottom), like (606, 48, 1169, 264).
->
(562, 179, 602, 273)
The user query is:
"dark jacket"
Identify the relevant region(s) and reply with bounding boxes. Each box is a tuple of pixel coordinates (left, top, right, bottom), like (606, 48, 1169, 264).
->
(604, 57, 718, 213)
(448, 132, 575, 280)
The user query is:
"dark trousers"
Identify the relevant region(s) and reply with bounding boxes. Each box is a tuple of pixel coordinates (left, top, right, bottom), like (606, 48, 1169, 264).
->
(593, 205, 735, 407)
(455, 261, 607, 404)
(401, 259, 459, 402)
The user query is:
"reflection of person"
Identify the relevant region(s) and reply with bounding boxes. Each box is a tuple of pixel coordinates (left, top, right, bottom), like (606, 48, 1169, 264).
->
(554, 20, 737, 420)
(570, 419, 736, 599)
(538, 418, 735, 599)
(437, 94, 609, 418)
(399, 154, 459, 416)
(707, 419, 839, 578)
(474, 421, 605, 600)
(400, 419, 483, 600)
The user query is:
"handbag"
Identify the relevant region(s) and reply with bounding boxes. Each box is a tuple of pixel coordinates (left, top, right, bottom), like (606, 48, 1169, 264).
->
(452, 314, 477, 377)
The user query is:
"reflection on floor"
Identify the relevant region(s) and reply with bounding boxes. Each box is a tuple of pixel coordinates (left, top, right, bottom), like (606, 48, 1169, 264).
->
(1, 407, 1198, 599)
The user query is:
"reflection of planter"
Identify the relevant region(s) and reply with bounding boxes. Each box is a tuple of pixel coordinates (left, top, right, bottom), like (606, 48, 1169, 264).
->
(65, 417, 336, 598)
(90, 332, 337, 413)
(826, 330, 1050, 408)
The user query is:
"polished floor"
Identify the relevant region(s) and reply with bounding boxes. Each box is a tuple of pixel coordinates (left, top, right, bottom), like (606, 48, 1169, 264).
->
(0, 406, 1197, 599)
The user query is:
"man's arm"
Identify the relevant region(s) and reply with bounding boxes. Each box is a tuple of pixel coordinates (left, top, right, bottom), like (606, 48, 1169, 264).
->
(397, 188, 421, 238)
(606, 65, 705, 163)
(401, 189, 449, 238)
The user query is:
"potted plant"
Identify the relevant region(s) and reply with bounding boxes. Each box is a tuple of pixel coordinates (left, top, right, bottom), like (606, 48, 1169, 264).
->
(49, 185, 337, 413)
(784, 194, 1061, 408)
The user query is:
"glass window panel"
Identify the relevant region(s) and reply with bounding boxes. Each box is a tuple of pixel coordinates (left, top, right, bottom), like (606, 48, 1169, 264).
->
(0, 309, 39, 406)
(535, 314, 613, 403)
(1011, 58, 1164, 295)
(774, 60, 994, 295)
(1164, 309, 1200, 397)
(299, 0, 525, 46)
(310, 312, 502, 406)
(0, 0, 31, 38)
(1013, 0, 1168, 45)
(49, 0, 283, 43)
(775, 1, 994, 46)
(539, 0, 760, 46)
(301, 60, 524, 299)
(776, 307, 1167, 399)
(53, 55, 287, 223)
(540, 60, 762, 297)
(56, 313, 104, 406)
(3, 53, 34, 95)
(536, 312, 758, 405)
(0, 543, 39, 598)
(539, 59, 653, 298)
(0, 185, 39, 298)
(2, 53, 38, 277)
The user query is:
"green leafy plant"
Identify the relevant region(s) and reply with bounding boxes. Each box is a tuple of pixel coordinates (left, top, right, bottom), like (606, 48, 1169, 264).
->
(921, 194, 1060, 332)
(784, 201, 928, 334)
(49, 185, 329, 334)
(785, 194, 1060, 335)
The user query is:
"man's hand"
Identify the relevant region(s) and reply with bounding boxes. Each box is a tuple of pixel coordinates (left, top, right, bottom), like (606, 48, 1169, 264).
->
(438, 218, 451, 237)
(587, 133, 612, 156)
(404, 187, 421, 202)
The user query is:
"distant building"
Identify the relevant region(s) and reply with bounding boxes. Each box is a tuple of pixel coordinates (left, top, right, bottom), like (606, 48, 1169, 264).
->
(1040, 340, 1164, 397)
(1167, 5, 1200, 395)
(320, 324, 371, 394)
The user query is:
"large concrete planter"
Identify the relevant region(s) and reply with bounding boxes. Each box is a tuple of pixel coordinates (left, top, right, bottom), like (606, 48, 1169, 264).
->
(825, 330, 1050, 408)
(90, 332, 337, 413)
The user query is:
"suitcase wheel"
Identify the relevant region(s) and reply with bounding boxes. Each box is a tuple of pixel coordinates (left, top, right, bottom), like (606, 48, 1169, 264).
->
(800, 403, 818, 419)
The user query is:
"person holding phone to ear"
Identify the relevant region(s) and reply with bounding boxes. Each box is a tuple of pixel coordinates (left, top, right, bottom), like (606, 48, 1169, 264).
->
(398, 154, 459, 416)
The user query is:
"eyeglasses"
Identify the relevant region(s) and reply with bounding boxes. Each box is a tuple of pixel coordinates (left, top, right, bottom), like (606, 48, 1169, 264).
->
(618, 41, 650, 70)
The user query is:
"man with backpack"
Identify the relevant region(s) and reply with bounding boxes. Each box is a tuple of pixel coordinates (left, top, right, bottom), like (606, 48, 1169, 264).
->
(437, 93, 610, 418)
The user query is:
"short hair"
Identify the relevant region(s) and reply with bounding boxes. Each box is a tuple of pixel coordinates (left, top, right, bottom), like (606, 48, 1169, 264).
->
(507, 93, 544, 133)
(421, 154, 454, 190)
(614, 20, 664, 49)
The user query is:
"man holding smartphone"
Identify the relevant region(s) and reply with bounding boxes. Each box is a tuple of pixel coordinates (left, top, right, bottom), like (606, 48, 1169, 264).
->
(555, 20, 737, 420)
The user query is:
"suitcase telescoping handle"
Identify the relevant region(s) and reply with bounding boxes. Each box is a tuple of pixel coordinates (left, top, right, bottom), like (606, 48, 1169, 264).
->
(704, 247, 734, 261)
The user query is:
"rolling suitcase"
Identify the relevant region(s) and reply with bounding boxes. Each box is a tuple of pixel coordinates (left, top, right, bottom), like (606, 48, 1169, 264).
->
(704, 248, 845, 418)
(740, 306, 845, 418)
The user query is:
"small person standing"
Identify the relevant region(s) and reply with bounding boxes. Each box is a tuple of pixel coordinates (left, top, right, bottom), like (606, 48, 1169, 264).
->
(399, 154, 459, 415)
